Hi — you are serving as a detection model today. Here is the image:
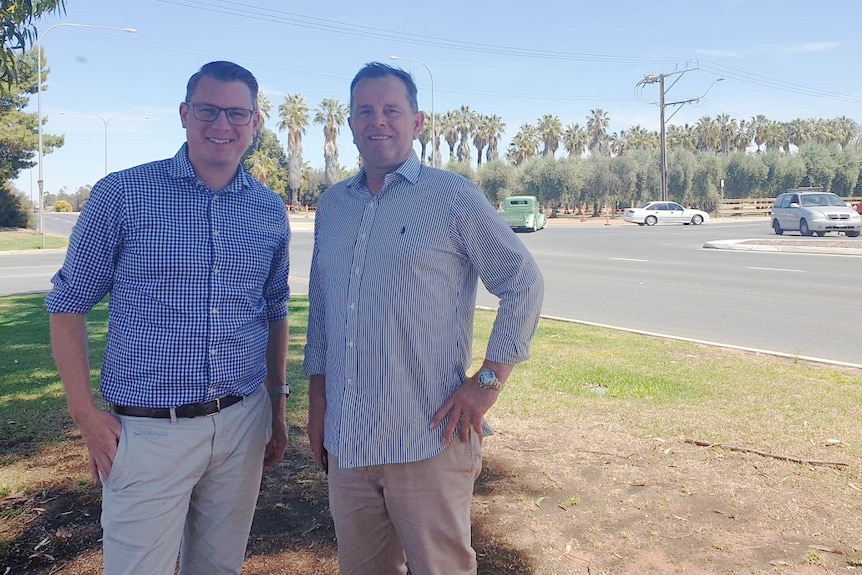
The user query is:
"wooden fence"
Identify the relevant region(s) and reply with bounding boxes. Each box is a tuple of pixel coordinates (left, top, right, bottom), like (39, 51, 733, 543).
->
(716, 196, 862, 218)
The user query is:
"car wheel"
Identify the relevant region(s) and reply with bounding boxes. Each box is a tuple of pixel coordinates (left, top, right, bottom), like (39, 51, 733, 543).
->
(772, 220, 783, 235)
(847, 230, 860, 238)
(799, 219, 813, 236)
(691, 214, 704, 225)
(645, 215, 658, 226)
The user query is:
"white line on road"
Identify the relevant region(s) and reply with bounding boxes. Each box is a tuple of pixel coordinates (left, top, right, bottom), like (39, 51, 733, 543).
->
(747, 266, 805, 273)
(610, 257, 649, 262)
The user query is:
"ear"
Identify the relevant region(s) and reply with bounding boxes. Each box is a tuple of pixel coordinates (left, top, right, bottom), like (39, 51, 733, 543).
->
(413, 111, 425, 139)
(348, 115, 357, 145)
(179, 102, 190, 128)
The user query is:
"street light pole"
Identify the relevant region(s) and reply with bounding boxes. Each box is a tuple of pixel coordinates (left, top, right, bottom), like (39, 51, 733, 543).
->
(389, 56, 436, 167)
(60, 112, 149, 175)
(36, 23, 137, 247)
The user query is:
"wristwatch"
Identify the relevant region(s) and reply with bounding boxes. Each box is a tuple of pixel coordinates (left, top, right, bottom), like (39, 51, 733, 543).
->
(477, 367, 502, 391)
(267, 385, 290, 398)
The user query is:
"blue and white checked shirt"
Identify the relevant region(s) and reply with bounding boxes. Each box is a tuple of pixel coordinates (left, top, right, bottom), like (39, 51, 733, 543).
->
(303, 153, 543, 468)
(46, 144, 290, 408)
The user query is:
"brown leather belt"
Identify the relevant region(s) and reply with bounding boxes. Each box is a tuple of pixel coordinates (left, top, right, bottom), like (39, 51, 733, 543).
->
(111, 395, 243, 418)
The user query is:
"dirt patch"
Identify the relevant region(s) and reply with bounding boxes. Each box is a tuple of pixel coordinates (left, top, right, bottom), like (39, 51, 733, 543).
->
(2, 408, 860, 575)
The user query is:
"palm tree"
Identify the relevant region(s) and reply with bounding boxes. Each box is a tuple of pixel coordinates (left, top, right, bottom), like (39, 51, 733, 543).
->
(278, 93, 309, 206)
(484, 115, 506, 162)
(751, 114, 768, 153)
(441, 110, 459, 162)
(313, 98, 348, 188)
(667, 123, 696, 151)
(695, 116, 719, 152)
(417, 113, 431, 164)
(472, 114, 489, 167)
(246, 148, 278, 186)
(830, 115, 858, 149)
(784, 118, 807, 152)
(257, 92, 273, 124)
(562, 123, 587, 158)
(715, 113, 733, 154)
(428, 113, 443, 167)
(455, 105, 475, 163)
(537, 114, 563, 157)
(506, 124, 539, 166)
(763, 119, 785, 153)
(625, 125, 658, 152)
(586, 108, 610, 156)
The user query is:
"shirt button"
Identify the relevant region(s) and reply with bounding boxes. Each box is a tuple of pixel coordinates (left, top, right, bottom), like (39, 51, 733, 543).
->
(210, 348, 217, 355)
(349, 303, 355, 310)
(354, 267, 360, 274)
(347, 341, 353, 347)
(211, 308, 218, 315)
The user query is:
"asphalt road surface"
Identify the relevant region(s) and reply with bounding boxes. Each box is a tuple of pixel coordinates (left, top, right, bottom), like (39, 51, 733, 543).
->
(3, 215, 859, 367)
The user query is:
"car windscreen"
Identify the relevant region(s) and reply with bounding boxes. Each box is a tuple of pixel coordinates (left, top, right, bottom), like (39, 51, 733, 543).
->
(800, 194, 845, 207)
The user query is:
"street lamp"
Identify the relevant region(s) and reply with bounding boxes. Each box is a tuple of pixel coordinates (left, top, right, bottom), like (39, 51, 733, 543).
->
(390, 56, 436, 167)
(60, 112, 149, 175)
(37, 23, 137, 247)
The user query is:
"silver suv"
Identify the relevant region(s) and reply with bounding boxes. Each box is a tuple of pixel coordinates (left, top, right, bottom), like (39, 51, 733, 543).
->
(771, 188, 861, 237)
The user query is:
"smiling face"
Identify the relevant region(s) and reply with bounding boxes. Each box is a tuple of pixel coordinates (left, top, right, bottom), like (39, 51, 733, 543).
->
(180, 75, 259, 188)
(348, 75, 423, 191)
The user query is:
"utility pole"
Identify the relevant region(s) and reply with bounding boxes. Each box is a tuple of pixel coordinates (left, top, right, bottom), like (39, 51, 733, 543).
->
(638, 71, 723, 202)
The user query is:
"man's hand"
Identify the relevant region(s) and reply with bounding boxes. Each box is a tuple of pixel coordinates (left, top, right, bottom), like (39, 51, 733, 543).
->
(264, 414, 288, 468)
(74, 406, 121, 485)
(430, 375, 499, 445)
(307, 375, 327, 473)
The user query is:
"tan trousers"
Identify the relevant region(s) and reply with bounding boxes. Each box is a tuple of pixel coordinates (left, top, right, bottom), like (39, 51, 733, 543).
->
(328, 433, 482, 575)
(101, 386, 271, 575)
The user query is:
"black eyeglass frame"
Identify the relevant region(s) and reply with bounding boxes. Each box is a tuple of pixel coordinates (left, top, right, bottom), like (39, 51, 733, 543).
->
(184, 102, 257, 126)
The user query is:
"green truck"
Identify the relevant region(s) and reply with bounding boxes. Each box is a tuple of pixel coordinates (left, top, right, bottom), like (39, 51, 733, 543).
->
(499, 195, 547, 232)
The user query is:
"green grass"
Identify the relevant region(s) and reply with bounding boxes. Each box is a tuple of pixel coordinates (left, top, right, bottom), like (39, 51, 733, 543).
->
(1, 293, 861, 471)
(0, 229, 69, 251)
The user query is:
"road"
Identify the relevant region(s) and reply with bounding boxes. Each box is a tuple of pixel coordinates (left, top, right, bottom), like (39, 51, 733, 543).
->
(2, 215, 860, 367)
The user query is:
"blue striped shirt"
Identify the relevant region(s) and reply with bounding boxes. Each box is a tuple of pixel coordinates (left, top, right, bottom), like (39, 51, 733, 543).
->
(303, 153, 543, 468)
(46, 144, 290, 408)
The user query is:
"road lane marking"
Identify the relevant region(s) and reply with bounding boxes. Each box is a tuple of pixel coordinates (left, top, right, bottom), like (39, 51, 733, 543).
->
(610, 257, 649, 262)
(747, 266, 805, 273)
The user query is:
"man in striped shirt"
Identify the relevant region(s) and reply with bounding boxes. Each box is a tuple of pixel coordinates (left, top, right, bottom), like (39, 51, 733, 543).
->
(46, 61, 290, 575)
(304, 62, 544, 575)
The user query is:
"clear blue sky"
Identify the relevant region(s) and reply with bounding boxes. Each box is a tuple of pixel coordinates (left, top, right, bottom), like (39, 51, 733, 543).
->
(15, 0, 862, 199)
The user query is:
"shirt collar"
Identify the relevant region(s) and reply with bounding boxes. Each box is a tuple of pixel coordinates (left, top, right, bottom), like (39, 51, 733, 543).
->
(167, 143, 250, 194)
(348, 152, 423, 192)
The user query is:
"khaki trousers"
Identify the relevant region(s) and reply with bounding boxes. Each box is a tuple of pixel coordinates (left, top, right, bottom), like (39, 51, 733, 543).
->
(329, 433, 482, 575)
(101, 386, 271, 575)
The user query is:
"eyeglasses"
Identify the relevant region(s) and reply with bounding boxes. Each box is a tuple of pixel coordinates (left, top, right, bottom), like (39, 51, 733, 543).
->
(185, 102, 256, 126)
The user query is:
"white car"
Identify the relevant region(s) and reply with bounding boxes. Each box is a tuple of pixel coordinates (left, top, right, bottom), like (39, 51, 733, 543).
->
(771, 189, 861, 237)
(624, 201, 710, 226)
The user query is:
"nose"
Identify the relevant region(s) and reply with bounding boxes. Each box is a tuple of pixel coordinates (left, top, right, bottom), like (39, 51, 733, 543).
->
(211, 109, 233, 127)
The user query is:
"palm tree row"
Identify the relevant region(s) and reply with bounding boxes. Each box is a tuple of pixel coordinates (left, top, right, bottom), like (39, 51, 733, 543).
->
(245, 90, 861, 207)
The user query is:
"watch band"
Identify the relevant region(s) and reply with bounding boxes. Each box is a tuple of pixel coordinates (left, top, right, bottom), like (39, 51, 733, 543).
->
(267, 385, 290, 398)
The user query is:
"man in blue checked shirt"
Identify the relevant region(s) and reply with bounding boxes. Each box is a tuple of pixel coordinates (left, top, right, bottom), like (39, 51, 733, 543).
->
(304, 62, 544, 575)
(46, 61, 290, 575)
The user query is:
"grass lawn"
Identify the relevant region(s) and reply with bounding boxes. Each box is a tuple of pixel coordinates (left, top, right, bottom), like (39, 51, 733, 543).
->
(1, 293, 861, 574)
(0, 229, 68, 251)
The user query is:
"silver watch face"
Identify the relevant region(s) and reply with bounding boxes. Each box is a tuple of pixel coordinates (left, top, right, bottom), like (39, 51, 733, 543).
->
(478, 368, 497, 388)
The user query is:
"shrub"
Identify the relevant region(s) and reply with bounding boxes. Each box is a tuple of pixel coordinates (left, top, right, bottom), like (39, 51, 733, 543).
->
(53, 200, 73, 213)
